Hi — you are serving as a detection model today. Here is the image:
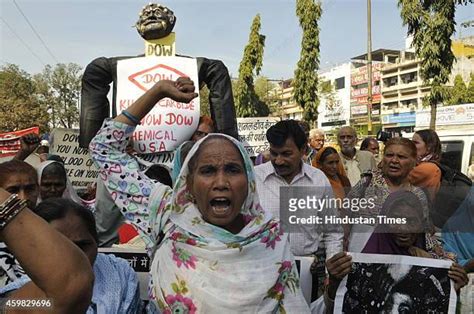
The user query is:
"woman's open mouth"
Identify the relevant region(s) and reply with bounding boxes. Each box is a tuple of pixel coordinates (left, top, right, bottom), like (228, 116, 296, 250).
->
(210, 197, 231, 216)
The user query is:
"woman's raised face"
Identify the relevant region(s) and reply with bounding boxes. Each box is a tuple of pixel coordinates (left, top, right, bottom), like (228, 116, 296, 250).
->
(412, 133, 427, 160)
(382, 144, 415, 181)
(321, 153, 340, 178)
(40, 164, 67, 200)
(187, 138, 248, 233)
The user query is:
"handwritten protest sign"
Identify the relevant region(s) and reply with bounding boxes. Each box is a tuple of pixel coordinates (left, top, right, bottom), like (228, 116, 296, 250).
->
(50, 128, 98, 189)
(0, 127, 39, 158)
(237, 117, 279, 157)
(116, 56, 200, 154)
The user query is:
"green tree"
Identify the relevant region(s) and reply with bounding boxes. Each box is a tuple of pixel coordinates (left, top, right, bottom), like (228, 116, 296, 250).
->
(293, 0, 322, 126)
(446, 74, 467, 105)
(34, 63, 82, 129)
(398, 0, 472, 129)
(235, 14, 269, 117)
(254, 76, 278, 113)
(466, 73, 474, 103)
(199, 85, 211, 117)
(0, 64, 50, 133)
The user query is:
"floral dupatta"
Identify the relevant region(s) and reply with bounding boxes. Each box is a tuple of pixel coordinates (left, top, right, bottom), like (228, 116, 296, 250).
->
(149, 134, 309, 313)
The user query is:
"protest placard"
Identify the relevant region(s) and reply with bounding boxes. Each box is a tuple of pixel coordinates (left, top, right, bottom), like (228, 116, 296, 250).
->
(50, 128, 99, 189)
(116, 56, 200, 154)
(334, 253, 456, 314)
(237, 117, 280, 157)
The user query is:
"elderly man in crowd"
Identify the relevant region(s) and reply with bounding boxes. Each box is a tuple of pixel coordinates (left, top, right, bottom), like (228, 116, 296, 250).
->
(337, 126, 376, 186)
(308, 129, 324, 163)
(309, 128, 325, 158)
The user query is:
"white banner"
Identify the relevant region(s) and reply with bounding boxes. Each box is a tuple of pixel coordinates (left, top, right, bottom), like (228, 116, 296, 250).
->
(116, 57, 200, 154)
(416, 103, 474, 128)
(237, 117, 280, 157)
(50, 128, 99, 189)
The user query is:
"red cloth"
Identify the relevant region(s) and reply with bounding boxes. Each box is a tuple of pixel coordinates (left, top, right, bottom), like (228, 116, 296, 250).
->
(118, 223, 139, 244)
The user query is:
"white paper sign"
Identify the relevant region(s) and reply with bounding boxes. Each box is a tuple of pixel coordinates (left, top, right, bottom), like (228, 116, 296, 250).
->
(237, 117, 280, 157)
(116, 57, 200, 154)
(50, 128, 99, 189)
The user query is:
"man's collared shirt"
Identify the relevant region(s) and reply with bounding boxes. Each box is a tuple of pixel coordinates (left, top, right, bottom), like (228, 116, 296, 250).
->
(254, 161, 342, 258)
(340, 149, 376, 186)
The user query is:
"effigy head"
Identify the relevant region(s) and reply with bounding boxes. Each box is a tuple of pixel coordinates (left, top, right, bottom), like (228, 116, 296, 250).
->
(135, 3, 176, 40)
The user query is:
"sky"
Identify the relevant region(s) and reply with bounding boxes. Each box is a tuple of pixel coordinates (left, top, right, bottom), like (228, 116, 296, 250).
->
(1, 0, 473, 79)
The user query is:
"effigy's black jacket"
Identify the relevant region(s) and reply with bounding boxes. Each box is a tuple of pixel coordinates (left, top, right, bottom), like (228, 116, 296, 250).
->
(79, 55, 239, 148)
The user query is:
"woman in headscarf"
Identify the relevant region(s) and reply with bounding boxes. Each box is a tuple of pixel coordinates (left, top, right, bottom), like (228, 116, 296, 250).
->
(0, 198, 141, 313)
(89, 78, 310, 313)
(37, 160, 82, 204)
(312, 146, 352, 252)
(36, 160, 96, 212)
(312, 146, 351, 200)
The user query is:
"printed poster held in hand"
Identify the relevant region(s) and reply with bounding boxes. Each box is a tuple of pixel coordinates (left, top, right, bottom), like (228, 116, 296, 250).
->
(334, 253, 457, 314)
(116, 56, 200, 154)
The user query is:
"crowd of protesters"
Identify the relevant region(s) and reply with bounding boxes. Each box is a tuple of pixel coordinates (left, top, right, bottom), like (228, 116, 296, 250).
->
(0, 77, 472, 313)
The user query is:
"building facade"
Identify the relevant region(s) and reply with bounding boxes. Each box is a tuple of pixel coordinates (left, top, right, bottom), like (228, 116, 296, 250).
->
(380, 36, 474, 135)
(317, 62, 352, 133)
